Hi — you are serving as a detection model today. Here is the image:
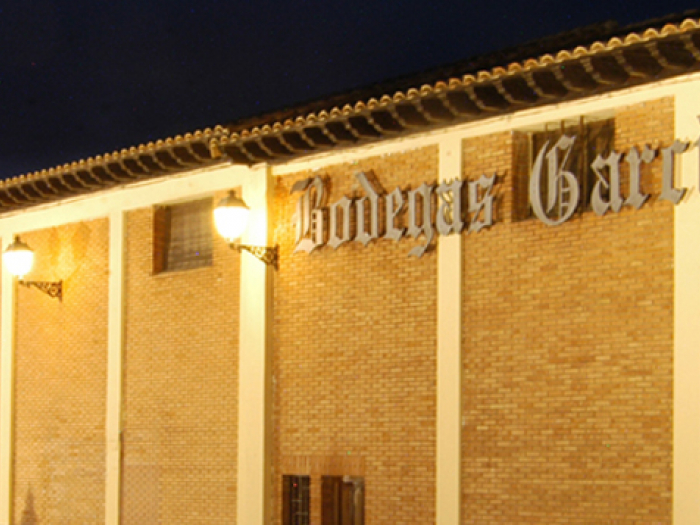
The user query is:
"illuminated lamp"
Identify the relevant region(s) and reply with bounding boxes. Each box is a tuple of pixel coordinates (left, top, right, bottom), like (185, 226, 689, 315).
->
(213, 191, 278, 268)
(3, 236, 63, 300)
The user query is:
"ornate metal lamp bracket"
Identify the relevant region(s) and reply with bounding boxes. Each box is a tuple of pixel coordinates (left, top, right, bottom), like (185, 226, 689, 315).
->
(19, 280, 63, 301)
(230, 243, 279, 269)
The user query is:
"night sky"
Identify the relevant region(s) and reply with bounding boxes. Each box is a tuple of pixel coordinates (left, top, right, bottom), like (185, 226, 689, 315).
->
(0, 0, 699, 178)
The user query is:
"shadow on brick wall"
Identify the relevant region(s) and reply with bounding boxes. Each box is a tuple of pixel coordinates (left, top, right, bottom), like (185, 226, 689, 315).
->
(19, 487, 37, 525)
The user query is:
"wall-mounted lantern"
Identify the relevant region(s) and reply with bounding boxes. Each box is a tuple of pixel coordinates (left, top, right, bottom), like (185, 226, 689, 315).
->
(3, 236, 63, 300)
(213, 191, 278, 268)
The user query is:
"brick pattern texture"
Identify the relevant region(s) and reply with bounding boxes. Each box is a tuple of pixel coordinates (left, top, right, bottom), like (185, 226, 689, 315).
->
(272, 147, 439, 525)
(461, 98, 674, 523)
(13, 219, 109, 524)
(121, 201, 240, 524)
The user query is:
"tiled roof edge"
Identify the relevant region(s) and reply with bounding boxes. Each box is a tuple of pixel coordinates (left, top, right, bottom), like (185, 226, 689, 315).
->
(3, 15, 700, 196)
(213, 17, 700, 145)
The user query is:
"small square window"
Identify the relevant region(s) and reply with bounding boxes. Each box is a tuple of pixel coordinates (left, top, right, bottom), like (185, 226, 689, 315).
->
(283, 475, 310, 525)
(322, 476, 364, 525)
(153, 198, 213, 273)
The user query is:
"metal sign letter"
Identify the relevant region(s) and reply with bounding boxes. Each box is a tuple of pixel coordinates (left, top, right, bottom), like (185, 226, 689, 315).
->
(407, 183, 435, 257)
(591, 151, 623, 216)
(468, 175, 495, 233)
(385, 188, 405, 242)
(529, 136, 580, 226)
(328, 196, 352, 249)
(624, 146, 654, 209)
(291, 176, 327, 253)
(354, 172, 382, 246)
(660, 140, 688, 204)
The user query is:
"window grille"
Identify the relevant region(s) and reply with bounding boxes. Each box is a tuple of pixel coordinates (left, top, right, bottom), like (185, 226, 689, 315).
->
(153, 198, 213, 273)
(283, 475, 310, 525)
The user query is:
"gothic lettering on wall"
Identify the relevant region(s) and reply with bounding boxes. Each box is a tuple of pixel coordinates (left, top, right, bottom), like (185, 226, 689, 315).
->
(529, 135, 690, 225)
(291, 129, 696, 256)
(291, 171, 495, 257)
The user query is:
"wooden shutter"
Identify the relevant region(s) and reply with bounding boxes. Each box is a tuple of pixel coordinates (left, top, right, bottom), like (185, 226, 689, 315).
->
(322, 476, 341, 525)
(152, 206, 170, 274)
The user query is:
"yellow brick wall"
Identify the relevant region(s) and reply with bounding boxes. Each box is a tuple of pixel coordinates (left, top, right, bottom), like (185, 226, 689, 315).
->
(121, 201, 240, 524)
(272, 147, 438, 525)
(13, 219, 109, 523)
(2, 96, 678, 524)
(461, 98, 674, 523)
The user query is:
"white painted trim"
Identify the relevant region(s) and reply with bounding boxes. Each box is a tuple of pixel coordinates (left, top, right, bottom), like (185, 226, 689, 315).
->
(237, 165, 273, 525)
(0, 236, 17, 525)
(436, 136, 463, 525)
(105, 211, 125, 525)
(673, 80, 700, 524)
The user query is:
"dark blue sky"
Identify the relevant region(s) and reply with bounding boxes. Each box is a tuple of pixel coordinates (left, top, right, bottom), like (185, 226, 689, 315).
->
(0, 0, 698, 178)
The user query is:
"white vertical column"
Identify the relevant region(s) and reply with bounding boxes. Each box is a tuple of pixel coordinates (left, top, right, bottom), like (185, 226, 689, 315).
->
(237, 166, 273, 525)
(437, 136, 463, 525)
(105, 211, 125, 525)
(674, 82, 700, 524)
(0, 235, 17, 525)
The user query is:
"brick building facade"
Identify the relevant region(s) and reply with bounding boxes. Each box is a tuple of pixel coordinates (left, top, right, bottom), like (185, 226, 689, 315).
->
(0, 14, 699, 525)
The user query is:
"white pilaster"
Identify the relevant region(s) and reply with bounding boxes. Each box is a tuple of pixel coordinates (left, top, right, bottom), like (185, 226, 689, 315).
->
(237, 166, 273, 525)
(0, 235, 17, 525)
(436, 136, 463, 525)
(673, 81, 700, 524)
(105, 211, 125, 525)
